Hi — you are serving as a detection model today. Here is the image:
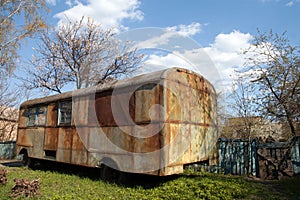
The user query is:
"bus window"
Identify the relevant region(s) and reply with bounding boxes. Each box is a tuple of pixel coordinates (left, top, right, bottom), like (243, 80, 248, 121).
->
(26, 106, 47, 126)
(58, 101, 72, 125)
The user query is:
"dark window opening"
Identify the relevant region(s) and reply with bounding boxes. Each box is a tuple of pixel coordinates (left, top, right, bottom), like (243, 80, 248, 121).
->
(44, 150, 56, 158)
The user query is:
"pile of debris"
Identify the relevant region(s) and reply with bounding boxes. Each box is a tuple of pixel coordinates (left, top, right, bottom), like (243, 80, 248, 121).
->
(0, 169, 8, 184)
(10, 178, 40, 198)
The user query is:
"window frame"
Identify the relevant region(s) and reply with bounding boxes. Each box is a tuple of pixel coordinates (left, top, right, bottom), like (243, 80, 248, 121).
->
(26, 105, 47, 127)
(58, 101, 72, 126)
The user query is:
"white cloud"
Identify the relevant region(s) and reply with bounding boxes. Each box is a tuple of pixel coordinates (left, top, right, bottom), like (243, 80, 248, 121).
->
(210, 30, 252, 52)
(286, 1, 294, 6)
(203, 31, 253, 76)
(135, 31, 178, 49)
(65, 0, 73, 7)
(139, 30, 253, 92)
(46, 0, 56, 5)
(260, 0, 300, 6)
(134, 22, 202, 49)
(143, 48, 219, 85)
(166, 22, 202, 37)
(54, 0, 143, 30)
(144, 52, 194, 70)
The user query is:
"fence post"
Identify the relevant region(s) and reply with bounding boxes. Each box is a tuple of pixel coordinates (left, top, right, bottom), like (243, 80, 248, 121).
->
(250, 138, 258, 177)
(291, 137, 300, 175)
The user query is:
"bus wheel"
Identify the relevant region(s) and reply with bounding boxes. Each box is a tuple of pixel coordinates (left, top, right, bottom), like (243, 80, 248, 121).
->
(21, 151, 33, 167)
(100, 165, 120, 183)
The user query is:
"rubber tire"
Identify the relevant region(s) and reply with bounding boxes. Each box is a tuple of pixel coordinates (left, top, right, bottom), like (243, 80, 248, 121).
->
(100, 165, 121, 183)
(22, 151, 34, 168)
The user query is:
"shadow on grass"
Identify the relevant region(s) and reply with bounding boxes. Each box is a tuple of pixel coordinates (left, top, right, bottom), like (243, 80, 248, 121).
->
(0, 160, 24, 167)
(2, 159, 181, 188)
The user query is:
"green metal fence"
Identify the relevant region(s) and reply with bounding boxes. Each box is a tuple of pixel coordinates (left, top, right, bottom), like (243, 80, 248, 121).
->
(0, 141, 16, 159)
(218, 137, 300, 177)
(218, 138, 258, 176)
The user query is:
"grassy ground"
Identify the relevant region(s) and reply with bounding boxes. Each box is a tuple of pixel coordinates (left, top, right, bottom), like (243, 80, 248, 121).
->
(0, 162, 298, 200)
(262, 176, 300, 200)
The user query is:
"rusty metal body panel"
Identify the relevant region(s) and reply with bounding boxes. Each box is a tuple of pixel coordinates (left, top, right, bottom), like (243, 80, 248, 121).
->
(16, 67, 218, 176)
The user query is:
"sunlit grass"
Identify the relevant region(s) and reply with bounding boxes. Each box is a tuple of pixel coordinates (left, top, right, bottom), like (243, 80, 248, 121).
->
(0, 166, 292, 200)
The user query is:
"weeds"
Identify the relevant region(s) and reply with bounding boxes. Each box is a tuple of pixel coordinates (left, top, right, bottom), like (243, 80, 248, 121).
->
(0, 166, 289, 199)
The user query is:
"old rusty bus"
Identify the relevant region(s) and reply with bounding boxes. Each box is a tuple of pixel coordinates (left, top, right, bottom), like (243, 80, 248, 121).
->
(16, 67, 218, 179)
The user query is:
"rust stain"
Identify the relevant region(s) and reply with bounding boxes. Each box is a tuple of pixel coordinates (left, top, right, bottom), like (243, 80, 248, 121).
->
(16, 129, 33, 147)
(56, 128, 73, 163)
(46, 103, 57, 127)
(95, 94, 115, 126)
(165, 81, 182, 122)
(16, 67, 218, 176)
(106, 126, 132, 152)
(18, 109, 27, 128)
(135, 83, 160, 123)
(131, 125, 161, 153)
(44, 128, 58, 150)
(32, 128, 45, 157)
(73, 96, 89, 126)
(71, 129, 88, 165)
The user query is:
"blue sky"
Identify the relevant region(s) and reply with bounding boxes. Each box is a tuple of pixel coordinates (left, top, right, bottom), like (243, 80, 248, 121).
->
(46, 0, 300, 44)
(16, 0, 300, 96)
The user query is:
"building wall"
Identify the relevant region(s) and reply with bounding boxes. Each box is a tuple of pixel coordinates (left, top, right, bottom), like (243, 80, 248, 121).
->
(0, 106, 18, 141)
(221, 117, 299, 141)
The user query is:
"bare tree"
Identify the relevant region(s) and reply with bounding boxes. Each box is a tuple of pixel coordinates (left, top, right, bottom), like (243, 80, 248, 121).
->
(0, 77, 19, 141)
(222, 75, 263, 139)
(0, 0, 47, 71)
(0, 0, 47, 141)
(241, 30, 300, 136)
(0, 106, 18, 141)
(22, 17, 144, 93)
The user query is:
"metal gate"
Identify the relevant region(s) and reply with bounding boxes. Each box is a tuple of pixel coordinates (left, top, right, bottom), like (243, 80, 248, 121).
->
(218, 138, 257, 176)
(218, 137, 300, 178)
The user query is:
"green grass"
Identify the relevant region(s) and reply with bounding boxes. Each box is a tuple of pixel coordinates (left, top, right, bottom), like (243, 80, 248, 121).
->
(0, 165, 294, 200)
